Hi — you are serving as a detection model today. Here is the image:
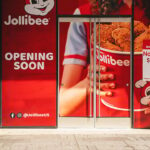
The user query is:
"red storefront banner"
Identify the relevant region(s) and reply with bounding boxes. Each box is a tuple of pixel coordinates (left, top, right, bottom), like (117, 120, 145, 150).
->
(58, 1, 132, 118)
(2, 0, 57, 127)
(59, 21, 131, 118)
(133, 0, 150, 128)
(1, 0, 150, 129)
(134, 41, 150, 129)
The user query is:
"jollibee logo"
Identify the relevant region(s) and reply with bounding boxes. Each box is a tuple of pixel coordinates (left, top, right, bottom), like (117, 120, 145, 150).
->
(25, 0, 54, 16)
(4, 0, 55, 26)
(135, 80, 150, 106)
(97, 50, 130, 67)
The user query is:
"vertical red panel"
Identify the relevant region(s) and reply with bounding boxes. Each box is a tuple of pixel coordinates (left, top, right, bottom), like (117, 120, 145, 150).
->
(2, 0, 57, 127)
(134, 41, 150, 128)
(134, 0, 150, 128)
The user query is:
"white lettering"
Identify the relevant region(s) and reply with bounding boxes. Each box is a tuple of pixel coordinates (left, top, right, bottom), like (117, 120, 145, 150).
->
(14, 62, 20, 70)
(14, 62, 45, 70)
(42, 18, 49, 25)
(26, 53, 34, 60)
(36, 18, 42, 25)
(11, 18, 18, 25)
(5, 52, 54, 70)
(46, 53, 53, 60)
(4, 15, 11, 25)
(21, 62, 28, 70)
(28, 15, 35, 25)
(14, 53, 20, 60)
(98, 53, 130, 67)
(37, 62, 44, 70)
(4, 15, 49, 26)
(5, 52, 54, 61)
(20, 53, 26, 61)
(5, 53, 13, 60)
(117, 60, 123, 66)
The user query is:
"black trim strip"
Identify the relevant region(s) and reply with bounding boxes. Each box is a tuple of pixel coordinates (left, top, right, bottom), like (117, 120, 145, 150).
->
(131, 0, 134, 129)
(0, 0, 2, 127)
(1, 126, 57, 129)
(57, 16, 132, 122)
(57, 15, 132, 18)
(56, 0, 58, 128)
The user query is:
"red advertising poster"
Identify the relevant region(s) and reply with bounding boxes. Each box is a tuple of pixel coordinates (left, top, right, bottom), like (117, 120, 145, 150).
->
(59, 22, 92, 117)
(58, 0, 132, 15)
(59, 20, 131, 118)
(134, 41, 150, 129)
(59, 1, 132, 118)
(2, 0, 57, 127)
(4, 0, 150, 129)
(133, 0, 150, 128)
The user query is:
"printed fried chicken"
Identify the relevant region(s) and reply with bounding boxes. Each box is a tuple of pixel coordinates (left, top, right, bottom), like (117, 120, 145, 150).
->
(134, 21, 148, 37)
(134, 29, 150, 52)
(96, 24, 118, 44)
(100, 41, 121, 51)
(112, 22, 130, 29)
(112, 28, 130, 51)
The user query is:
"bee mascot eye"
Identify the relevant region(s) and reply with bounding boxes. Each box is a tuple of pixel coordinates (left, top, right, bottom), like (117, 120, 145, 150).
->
(146, 88, 150, 96)
(31, 0, 38, 4)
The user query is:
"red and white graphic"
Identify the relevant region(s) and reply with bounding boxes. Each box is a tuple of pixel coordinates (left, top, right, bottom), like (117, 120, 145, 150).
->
(133, 40, 150, 128)
(25, 0, 54, 16)
(135, 80, 150, 106)
(2, 0, 57, 127)
(143, 40, 150, 81)
(96, 47, 130, 117)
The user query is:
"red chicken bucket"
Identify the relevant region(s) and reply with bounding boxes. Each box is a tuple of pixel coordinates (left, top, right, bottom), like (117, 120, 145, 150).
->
(96, 46, 146, 117)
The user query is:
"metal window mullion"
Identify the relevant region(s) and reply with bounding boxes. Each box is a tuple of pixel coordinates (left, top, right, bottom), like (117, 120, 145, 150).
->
(93, 18, 97, 127)
(59, 17, 131, 23)
(58, 19, 60, 125)
(98, 19, 101, 117)
(130, 17, 133, 128)
(89, 18, 92, 117)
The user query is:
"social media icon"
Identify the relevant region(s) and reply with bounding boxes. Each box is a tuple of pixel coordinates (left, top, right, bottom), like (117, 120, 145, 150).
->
(17, 113, 23, 118)
(10, 113, 15, 118)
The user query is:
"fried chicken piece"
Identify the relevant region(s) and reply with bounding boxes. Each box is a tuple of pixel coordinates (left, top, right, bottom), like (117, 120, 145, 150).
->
(112, 22, 130, 29)
(134, 20, 148, 37)
(134, 42, 143, 52)
(100, 41, 122, 51)
(112, 28, 130, 51)
(96, 24, 118, 44)
(134, 29, 150, 52)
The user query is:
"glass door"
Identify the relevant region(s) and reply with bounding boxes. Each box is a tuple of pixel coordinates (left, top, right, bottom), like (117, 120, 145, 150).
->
(94, 18, 132, 128)
(58, 17, 132, 128)
(58, 18, 94, 128)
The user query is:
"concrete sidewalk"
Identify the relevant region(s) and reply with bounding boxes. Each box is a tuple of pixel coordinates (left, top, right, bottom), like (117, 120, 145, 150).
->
(0, 129, 150, 150)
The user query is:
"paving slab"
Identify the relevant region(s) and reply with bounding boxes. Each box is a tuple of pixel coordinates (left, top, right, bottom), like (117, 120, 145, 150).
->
(0, 129, 150, 150)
